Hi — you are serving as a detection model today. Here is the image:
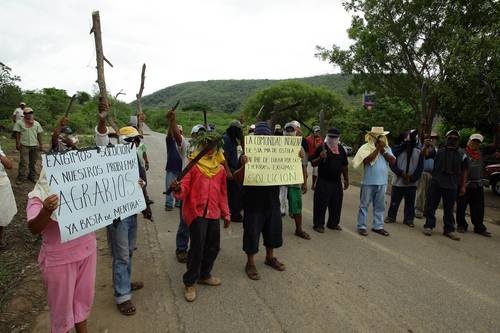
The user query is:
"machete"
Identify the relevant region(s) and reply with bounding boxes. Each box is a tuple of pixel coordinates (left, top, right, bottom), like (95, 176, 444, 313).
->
(166, 138, 219, 195)
(65, 94, 77, 117)
(171, 100, 180, 111)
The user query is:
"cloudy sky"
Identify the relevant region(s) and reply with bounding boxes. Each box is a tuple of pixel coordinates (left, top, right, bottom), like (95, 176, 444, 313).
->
(1, 0, 352, 102)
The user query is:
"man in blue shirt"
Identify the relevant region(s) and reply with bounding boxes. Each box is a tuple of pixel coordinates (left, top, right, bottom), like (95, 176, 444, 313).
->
(352, 127, 396, 236)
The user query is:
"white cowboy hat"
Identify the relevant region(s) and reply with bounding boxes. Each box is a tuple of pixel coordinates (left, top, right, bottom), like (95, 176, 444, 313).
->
(367, 126, 390, 136)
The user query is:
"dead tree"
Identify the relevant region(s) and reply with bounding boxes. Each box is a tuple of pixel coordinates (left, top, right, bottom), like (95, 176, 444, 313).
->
(136, 63, 146, 134)
(90, 11, 118, 132)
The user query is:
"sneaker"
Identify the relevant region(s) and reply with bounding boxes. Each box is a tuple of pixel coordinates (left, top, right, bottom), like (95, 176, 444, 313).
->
(176, 250, 188, 263)
(165, 206, 173, 211)
(198, 276, 221, 286)
(444, 232, 461, 241)
(313, 226, 325, 233)
(423, 228, 433, 236)
(384, 217, 396, 224)
(184, 286, 196, 302)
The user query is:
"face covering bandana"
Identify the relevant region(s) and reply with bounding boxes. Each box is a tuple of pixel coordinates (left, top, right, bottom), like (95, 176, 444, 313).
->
(326, 137, 340, 154)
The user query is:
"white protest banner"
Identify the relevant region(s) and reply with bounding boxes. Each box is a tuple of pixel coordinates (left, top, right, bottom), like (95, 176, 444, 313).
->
(243, 135, 304, 186)
(42, 144, 146, 242)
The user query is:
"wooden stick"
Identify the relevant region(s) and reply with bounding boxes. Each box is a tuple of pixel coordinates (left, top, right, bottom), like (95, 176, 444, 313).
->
(91, 11, 118, 132)
(136, 63, 146, 134)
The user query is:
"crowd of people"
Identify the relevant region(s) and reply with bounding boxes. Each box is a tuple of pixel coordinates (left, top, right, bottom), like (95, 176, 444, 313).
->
(0, 100, 497, 332)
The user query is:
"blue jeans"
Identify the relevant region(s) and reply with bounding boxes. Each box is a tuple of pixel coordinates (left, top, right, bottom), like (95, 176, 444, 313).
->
(165, 170, 180, 208)
(107, 215, 138, 304)
(176, 201, 189, 252)
(357, 185, 386, 231)
(387, 186, 417, 224)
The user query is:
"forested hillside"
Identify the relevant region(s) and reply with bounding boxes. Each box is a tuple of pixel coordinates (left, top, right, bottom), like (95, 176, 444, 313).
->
(135, 74, 358, 112)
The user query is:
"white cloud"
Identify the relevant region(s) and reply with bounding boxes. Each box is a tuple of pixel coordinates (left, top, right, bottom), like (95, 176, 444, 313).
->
(0, 0, 352, 102)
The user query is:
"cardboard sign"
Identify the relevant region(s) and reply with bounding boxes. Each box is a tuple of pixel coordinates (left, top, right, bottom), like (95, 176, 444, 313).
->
(42, 144, 146, 242)
(243, 135, 304, 186)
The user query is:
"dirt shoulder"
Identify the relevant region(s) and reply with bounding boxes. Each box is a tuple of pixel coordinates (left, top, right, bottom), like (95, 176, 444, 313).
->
(0, 149, 46, 333)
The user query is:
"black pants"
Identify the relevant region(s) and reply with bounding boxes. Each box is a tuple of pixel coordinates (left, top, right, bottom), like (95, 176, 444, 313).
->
(424, 182, 457, 233)
(387, 186, 417, 224)
(227, 179, 243, 219)
(183, 217, 220, 286)
(313, 179, 343, 228)
(456, 185, 486, 232)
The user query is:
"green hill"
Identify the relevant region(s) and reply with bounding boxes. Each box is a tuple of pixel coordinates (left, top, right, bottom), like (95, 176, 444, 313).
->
(136, 74, 357, 113)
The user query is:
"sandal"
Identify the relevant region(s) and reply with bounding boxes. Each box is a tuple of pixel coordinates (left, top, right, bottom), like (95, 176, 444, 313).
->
(117, 300, 136, 316)
(264, 257, 286, 271)
(245, 263, 260, 280)
(294, 230, 311, 240)
(372, 228, 390, 236)
(131, 281, 144, 291)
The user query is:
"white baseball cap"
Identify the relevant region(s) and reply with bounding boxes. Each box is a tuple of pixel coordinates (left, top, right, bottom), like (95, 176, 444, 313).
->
(469, 133, 484, 142)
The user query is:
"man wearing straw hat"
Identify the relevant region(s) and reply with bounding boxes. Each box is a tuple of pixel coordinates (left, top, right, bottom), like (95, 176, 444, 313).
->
(352, 127, 396, 237)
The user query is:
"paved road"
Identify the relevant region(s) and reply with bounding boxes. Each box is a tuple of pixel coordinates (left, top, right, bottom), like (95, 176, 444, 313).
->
(32, 127, 500, 332)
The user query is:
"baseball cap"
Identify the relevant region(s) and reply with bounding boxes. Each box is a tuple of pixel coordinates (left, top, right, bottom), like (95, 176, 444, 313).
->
(191, 124, 206, 135)
(469, 133, 484, 142)
(445, 129, 460, 137)
(312, 125, 320, 132)
(327, 128, 340, 137)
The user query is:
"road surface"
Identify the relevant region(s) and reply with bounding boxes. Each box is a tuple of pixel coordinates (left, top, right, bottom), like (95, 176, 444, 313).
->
(33, 126, 500, 332)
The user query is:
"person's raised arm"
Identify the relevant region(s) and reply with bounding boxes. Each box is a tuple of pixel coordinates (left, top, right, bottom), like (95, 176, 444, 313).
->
(166, 109, 183, 146)
(51, 117, 68, 150)
(97, 97, 108, 135)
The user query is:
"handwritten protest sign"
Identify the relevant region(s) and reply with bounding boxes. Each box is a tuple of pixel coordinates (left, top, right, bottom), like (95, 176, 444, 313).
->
(42, 144, 146, 242)
(244, 135, 304, 186)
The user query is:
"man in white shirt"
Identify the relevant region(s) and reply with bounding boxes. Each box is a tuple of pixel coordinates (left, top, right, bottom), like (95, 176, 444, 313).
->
(12, 102, 25, 123)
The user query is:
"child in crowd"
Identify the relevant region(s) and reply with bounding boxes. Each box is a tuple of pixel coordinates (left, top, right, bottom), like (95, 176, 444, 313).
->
(27, 171, 96, 333)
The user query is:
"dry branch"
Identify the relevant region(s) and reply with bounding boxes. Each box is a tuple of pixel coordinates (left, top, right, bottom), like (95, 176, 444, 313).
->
(91, 10, 118, 132)
(136, 63, 146, 134)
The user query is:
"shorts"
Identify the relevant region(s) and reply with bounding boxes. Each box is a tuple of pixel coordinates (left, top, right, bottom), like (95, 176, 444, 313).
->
(287, 186, 302, 216)
(243, 206, 283, 255)
(41, 252, 96, 333)
(312, 166, 318, 176)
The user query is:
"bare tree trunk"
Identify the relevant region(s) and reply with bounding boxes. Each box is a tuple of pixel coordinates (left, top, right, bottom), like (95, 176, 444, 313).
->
(136, 63, 146, 134)
(91, 11, 118, 132)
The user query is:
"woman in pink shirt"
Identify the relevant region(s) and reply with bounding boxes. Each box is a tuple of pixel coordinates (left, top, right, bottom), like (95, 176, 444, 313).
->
(27, 172, 96, 333)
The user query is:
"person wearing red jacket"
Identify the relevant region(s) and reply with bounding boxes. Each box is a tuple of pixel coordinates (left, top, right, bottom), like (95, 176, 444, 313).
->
(171, 133, 231, 302)
(305, 126, 324, 190)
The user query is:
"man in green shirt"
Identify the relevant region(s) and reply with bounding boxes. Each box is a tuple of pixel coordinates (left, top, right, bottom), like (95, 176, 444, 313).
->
(13, 107, 43, 183)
